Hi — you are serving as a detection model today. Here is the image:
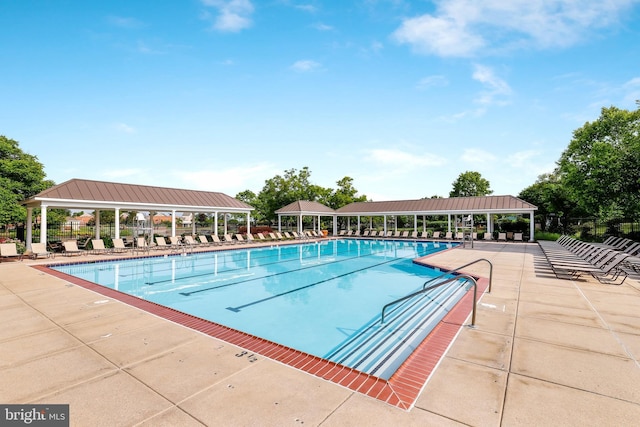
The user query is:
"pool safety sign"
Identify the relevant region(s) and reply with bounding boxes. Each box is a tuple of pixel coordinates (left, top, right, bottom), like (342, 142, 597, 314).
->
(1, 405, 69, 426)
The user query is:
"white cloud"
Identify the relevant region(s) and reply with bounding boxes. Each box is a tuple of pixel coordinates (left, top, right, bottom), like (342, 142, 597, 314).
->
(106, 15, 145, 29)
(417, 75, 448, 90)
(175, 162, 277, 193)
(364, 148, 447, 168)
(472, 64, 512, 105)
(312, 22, 333, 31)
(201, 0, 254, 33)
(461, 148, 497, 164)
(113, 123, 136, 133)
(291, 59, 321, 72)
(392, 0, 637, 57)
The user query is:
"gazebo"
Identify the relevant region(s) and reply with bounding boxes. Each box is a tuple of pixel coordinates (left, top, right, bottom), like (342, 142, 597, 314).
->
(276, 195, 537, 241)
(21, 178, 254, 248)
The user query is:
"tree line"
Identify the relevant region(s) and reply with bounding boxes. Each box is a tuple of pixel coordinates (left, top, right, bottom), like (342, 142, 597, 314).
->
(1, 103, 638, 236)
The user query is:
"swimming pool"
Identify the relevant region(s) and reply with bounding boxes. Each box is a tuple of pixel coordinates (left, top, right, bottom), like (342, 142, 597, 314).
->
(51, 239, 466, 380)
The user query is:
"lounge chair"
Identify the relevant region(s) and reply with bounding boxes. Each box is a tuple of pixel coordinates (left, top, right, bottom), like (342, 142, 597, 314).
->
(420, 231, 429, 239)
(268, 232, 277, 240)
(513, 233, 524, 242)
(235, 234, 248, 244)
(198, 235, 212, 246)
(369, 230, 377, 237)
(444, 232, 453, 240)
(455, 232, 465, 240)
(136, 237, 156, 251)
(0, 243, 24, 261)
(432, 231, 441, 239)
(210, 235, 223, 246)
(112, 238, 130, 253)
(169, 236, 184, 249)
(338, 230, 346, 236)
(284, 232, 293, 239)
(62, 240, 86, 256)
(484, 233, 493, 241)
(410, 231, 418, 239)
(223, 234, 236, 244)
(497, 233, 507, 242)
(29, 242, 54, 259)
(91, 239, 112, 255)
(77, 237, 92, 250)
(257, 233, 267, 241)
(246, 234, 257, 244)
(155, 236, 172, 250)
(184, 235, 199, 246)
(401, 231, 409, 238)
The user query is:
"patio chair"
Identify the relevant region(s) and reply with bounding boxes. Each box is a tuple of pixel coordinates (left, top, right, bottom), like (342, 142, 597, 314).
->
(198, 235, 212, 246)
(111, 238, 130, 254)
(155, 236, 172, 250)
(444, 232, 453, 240)
(421, 231, 429, 239)
(62, 240, 86, 256)
(169, 236, 184, 249)
(235, 234, 248, 244)
(484, 232, 493, 241)
(257, 233, 267, 241)
(184, 235, 200, 246)
(223, 234, 236, 244)
(91, 239, 112, 255)
(455, 232, 464, 240)
(401, 231, 409, 238)
(29, 242, 54, 259)
(432, 231, 441, 239)
(369, 230, 377, 237)
(497, 233, 507, 242)
(0, 242, 24, 262)
(211, 235, 223, 246)
(513, 233, 524, 242)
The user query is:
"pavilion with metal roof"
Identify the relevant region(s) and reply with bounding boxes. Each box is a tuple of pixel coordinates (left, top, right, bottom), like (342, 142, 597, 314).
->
(21, 178, 254, 247)
(276, 195, 537, 241)
(275, 200, 337, 235)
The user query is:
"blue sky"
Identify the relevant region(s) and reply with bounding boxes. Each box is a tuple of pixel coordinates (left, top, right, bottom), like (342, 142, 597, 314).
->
(2, 0, 640, 201)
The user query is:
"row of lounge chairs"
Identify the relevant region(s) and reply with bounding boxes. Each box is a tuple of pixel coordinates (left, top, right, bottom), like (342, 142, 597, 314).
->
(538, 235, 640, 284)
(339, 230, 524, 241)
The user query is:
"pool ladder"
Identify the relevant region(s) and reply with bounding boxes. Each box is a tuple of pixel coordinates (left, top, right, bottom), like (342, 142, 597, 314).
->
(380, 258, 493, 327)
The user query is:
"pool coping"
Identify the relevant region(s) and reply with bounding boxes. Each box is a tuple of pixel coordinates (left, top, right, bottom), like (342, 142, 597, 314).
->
(32, 243, 489, 410)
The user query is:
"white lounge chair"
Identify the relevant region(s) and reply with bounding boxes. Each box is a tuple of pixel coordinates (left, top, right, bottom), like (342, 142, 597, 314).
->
(29, 242, 54, 259)
(0, 242, 24, 261)
(62, 240, 86, 256)
(91, 239, 111, 255)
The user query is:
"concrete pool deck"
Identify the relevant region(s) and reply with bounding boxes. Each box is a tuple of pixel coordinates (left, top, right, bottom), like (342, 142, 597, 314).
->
(1, 240, 639, 426)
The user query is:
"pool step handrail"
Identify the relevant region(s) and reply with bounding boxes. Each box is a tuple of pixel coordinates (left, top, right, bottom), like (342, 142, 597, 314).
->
(381, 273, 478, 325)
(422, 258, 493, 293)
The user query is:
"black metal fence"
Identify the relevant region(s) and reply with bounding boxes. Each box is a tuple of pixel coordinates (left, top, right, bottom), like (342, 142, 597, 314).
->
(568, 218, 640, 241)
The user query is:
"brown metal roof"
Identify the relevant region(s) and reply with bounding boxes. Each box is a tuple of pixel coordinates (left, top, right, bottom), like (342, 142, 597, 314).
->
(335, 195, 536, 215)
(22, 178, 253, 212)
(275, 200, 335, 215)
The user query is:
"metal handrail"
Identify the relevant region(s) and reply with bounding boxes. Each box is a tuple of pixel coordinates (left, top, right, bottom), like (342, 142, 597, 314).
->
(422, 258, 493, 293)
(380, 274, 478, 325)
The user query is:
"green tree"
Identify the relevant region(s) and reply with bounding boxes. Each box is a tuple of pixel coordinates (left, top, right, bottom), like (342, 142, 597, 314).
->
(449, 171, 493, 197)
(557, 106, 640, 219)
(518, 173, 583, 233)
(0, 135, 54, 224)
(326, 177, 367, 210)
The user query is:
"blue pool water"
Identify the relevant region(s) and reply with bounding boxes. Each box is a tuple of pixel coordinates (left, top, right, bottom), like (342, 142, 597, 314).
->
(52, 239, 466, 379)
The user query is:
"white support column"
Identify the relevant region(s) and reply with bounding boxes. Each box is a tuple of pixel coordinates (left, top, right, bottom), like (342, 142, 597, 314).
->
(529, 211, 535, 242)
(486, 212, 492, 235)
(40, 205, 48, 244)
(192, 212, 197, 236)
(447, 214, 451, 232)
(357, 216, 360, 232)
(171, 210, 176, 237)
(414, 215, 417, 233)
(224, 214, 228, 235)
(317, 215, 321, 234)
(214, 212, 219, 236)
(247, 212, 251, 235)
(383, 215, 387, 234)
(115, 208, 120, 239)
(333, 215, 337, 236)
(26, 208, 33, 250)
(95, 210, 101, 239)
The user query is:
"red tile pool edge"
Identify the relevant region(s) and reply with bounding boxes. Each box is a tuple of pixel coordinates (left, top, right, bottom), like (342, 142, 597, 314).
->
(33, 262, 489, 410)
